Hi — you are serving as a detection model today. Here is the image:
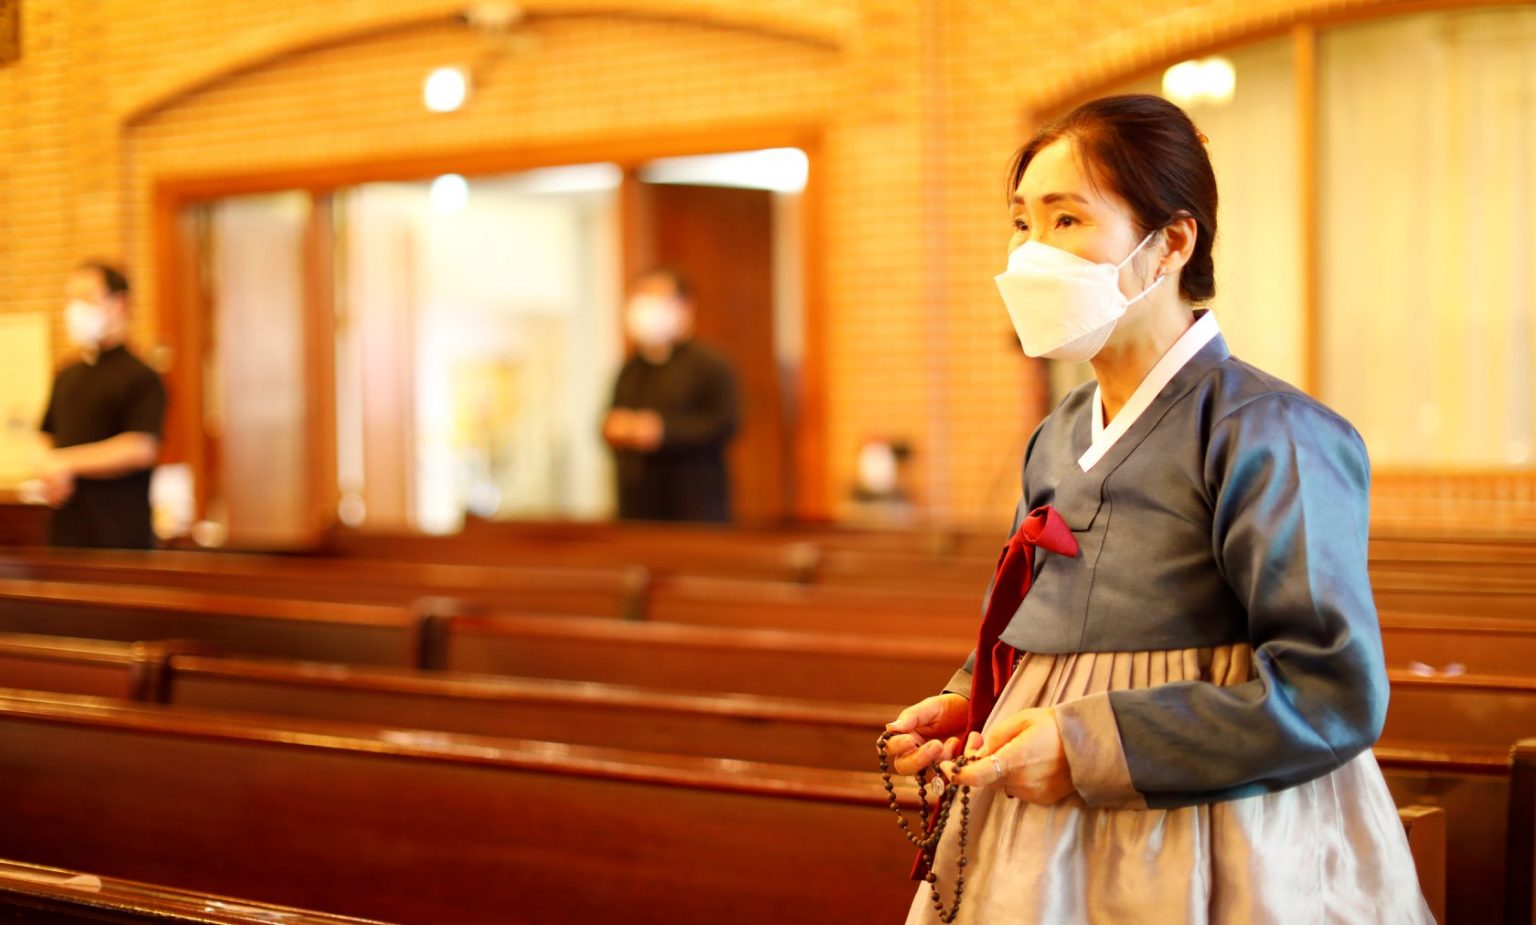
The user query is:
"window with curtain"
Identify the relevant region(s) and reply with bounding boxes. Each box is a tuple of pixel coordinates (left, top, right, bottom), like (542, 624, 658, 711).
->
(1097, 5, 1536, 471)
(1319, 7, 1536, 469)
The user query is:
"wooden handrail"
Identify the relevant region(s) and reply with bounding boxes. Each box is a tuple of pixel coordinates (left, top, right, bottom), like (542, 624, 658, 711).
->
(449, 610, 974, 662)
(0, 579, 409, 628)
(0, 858, 388, 924)
(0, 689, 903, 808)
(170, 653, 896, 728)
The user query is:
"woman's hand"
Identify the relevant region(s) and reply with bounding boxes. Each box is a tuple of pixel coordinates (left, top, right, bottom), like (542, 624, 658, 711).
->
(882, 693, 969, 775)
(943, 707, 1074, 805)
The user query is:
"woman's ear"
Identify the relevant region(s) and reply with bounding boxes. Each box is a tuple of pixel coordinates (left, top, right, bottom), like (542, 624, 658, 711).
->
(1159, 213, 1199, 278)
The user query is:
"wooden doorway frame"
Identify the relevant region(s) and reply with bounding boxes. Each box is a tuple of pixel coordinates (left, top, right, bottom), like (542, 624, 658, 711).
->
(152, 122, 831, 534)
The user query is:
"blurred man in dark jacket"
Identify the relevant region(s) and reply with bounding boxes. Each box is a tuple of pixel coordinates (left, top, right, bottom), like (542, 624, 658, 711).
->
(603, 269, 739, 523)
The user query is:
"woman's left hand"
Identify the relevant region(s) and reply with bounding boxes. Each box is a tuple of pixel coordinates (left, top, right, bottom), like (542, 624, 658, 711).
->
(941, 707, 1075, 805)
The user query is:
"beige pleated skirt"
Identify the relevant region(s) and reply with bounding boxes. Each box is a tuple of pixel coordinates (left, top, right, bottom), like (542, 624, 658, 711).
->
(904, 646, 1434, 924)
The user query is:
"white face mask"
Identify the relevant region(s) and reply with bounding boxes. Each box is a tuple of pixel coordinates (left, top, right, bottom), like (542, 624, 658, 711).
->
(64, 299, 109, 349)
(625, 296, 684, 351)
(994, 231, 1165, 362)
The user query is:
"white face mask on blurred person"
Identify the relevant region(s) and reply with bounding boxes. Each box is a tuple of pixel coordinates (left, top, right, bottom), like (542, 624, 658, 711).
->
(625, 296, 685, 352)
(994, 231, 1164, 362)
(64, 299, 109, 349)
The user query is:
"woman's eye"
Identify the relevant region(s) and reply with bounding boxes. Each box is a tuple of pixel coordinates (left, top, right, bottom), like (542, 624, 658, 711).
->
(1012, 218, 1029, 233)
(1056, 214, 1077, 228)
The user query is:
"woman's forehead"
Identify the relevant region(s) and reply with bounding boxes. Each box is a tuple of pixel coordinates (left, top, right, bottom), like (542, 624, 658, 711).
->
(1014, 137, 1108, 207)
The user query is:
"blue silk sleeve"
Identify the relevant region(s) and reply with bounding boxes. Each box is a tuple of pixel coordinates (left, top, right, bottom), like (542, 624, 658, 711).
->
(1107, 394, 1389, 808)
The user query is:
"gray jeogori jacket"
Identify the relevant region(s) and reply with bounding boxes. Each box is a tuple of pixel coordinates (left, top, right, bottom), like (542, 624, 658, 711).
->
(948, 320, 1388, 810)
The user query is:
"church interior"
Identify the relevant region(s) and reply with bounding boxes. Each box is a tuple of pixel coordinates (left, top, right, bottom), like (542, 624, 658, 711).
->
(0, 1, 1533, 922)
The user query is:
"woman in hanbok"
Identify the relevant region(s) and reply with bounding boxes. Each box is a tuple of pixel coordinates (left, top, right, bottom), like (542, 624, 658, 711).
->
(883, 94, 1432, 923)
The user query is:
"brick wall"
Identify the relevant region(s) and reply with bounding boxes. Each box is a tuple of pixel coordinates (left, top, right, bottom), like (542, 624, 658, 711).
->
(0, 0, 1428, 527)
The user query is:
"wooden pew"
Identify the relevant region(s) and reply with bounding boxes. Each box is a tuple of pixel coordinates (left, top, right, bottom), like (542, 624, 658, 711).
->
(0, 632, 1495, 921)
(0, 552, 981, 637)
(0, 496, 47, 546)
(0, 579, 421, 666)
(1380, 613, 1536, 677)
(319, 525, 822, 582)
(1398, 806, 1447, 925)
(1385, 671, 1536, 749)
(0, 548, 649, 617)
(436, 610, 968, 704)
(0, 689, 920, 925)
(0, 631, 912, 772)
(0, 687, 1482, 924)
(0, 631, 182, 702)
(168, 653, 889, 772)
(321, 519, 1536, 589)
(1509, 739, 1536, 925)
(10, 552, 1535, 673)
(0, 579, 972, 703)
(645, 574, 981, 638)
(0, 857, 389, 924)
(6, 573, 1536, 708)
(1377, 744, 1517, 924)
(2, 627, 1533, 784)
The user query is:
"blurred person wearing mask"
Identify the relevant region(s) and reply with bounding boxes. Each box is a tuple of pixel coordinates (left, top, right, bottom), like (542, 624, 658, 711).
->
(603, 268, 739, 523)
(32, 261, 167, 549)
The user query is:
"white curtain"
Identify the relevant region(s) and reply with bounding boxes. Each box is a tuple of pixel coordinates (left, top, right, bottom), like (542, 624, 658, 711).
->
(1319, 8, 1536, 468)
(1088, 36, 1303, 398)
(1183, 38, 1305, 387)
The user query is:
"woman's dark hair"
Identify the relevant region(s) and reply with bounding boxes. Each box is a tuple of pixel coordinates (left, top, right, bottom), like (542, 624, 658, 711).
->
(1008, 94, 1218, 303)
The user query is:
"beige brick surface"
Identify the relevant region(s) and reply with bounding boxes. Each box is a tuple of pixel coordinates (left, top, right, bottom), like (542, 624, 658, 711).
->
(0, 0, 1419, 525)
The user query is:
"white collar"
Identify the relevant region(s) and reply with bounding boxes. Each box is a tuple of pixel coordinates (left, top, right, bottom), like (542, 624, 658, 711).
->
(1079, 311, 1221, 472)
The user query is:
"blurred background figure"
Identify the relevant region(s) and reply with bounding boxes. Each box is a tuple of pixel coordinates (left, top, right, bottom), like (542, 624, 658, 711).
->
(32, 262, 167, 549)
(603, 268, 739, 523)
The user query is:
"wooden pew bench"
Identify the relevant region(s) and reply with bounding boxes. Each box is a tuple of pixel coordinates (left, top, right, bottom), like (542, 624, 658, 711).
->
(16, 554, 1534, 678)
(1377, 743, 1526, 924)
(2, 628, 1533, 787)
(0, 578, 971, 703)
(6, 573, 1536, 704)
(0, 688, 1490, 924)
(0, 549, 648, 618)
(645, 574, 981, 638)
(1397, 806, 1447, 925)
(0, 857, 388, 924)
(0, 689, 924, 925)
(0, 632, 176, 701)
(0, 631, 892, 771)
(5, 549, 1534, 661)
(170, 653, 891, 772)
(318, 526, 822, 582)
(0, 579, 421, 666)
(1380, 613, 1536, 676)
(436, 611, 967, 704)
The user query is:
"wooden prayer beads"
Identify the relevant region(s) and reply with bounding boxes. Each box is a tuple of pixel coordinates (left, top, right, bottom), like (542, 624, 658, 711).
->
(876, 730, 973, 923)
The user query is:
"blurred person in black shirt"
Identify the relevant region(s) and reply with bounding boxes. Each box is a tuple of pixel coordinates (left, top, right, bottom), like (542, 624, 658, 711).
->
(603, 269, 739, 523)
(33, 261, 167, 549)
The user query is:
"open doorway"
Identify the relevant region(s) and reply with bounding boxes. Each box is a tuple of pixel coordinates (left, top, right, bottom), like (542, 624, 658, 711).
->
(168, 144, 812, 545)
(629, 147, 807, 523)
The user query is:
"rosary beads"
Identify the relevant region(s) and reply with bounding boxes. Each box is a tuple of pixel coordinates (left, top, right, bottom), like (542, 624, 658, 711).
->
(876, 730, 972, 923)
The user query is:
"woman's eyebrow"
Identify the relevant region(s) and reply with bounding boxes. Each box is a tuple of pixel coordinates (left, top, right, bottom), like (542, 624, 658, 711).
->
(1011, 191, 1091, 206)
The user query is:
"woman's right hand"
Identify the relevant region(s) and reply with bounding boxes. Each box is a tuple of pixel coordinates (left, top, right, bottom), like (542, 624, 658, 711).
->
(882, 693, 970, 775)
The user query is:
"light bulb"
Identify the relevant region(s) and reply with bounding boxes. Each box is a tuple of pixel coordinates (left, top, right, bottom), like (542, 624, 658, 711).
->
(430, 174, 469, 214)
(424, 67, 469, 113)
